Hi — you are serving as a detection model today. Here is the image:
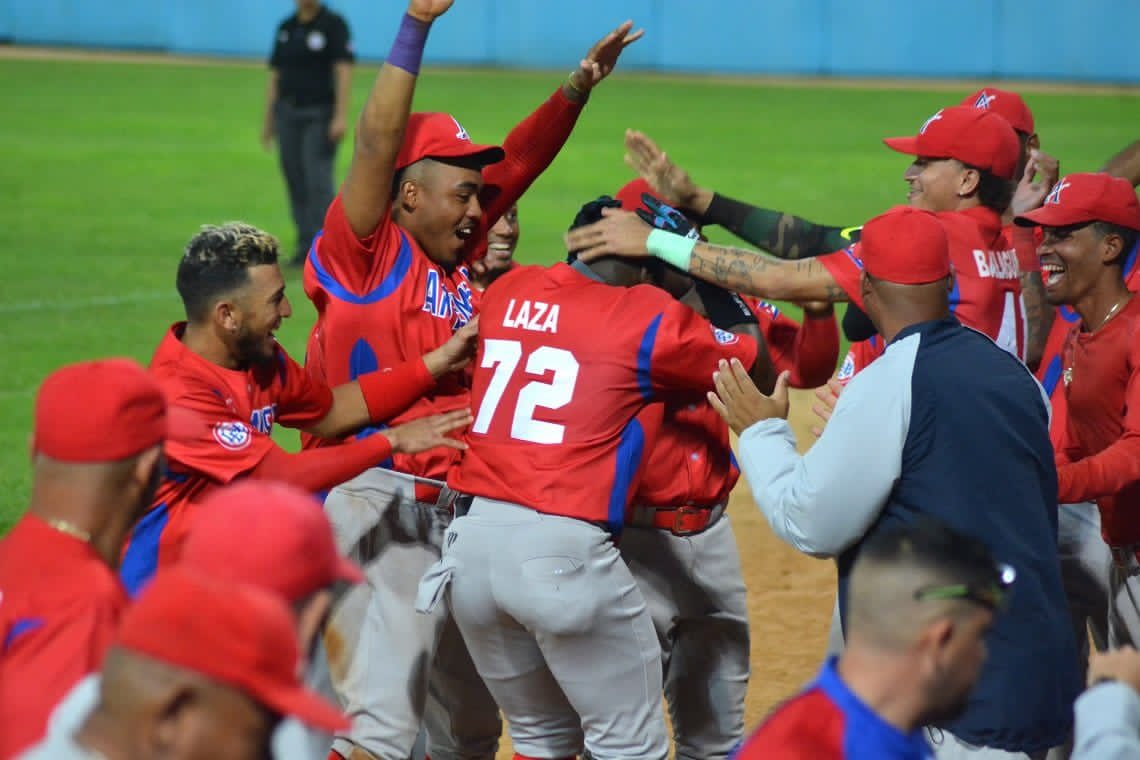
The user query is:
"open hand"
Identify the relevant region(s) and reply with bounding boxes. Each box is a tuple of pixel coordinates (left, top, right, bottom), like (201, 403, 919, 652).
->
(563, 208, 652, 262)
(570, 20, 644, 93)
(1011, 149, 1061, 217)
(406, 0, 454, 23)
(1088, 646, 1140, 692)
(385, 408, 472, 454)
(424, 316, 480, 377)
(810, 378, 844, 437)
(624, 130, 701, 210)
(709, 360, 790, 435)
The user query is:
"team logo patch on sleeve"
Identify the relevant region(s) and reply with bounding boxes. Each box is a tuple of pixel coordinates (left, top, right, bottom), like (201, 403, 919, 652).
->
(213, 421, 252, 451)
(711, 326, 740, 345)
(837, 352, 856, 381)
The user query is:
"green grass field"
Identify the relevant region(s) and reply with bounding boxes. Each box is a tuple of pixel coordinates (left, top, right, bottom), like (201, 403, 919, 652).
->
(0, 54, 1136, 532)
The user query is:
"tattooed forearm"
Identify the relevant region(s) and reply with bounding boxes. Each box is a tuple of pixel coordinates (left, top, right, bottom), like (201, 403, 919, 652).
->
(689, 242, 848, 302)
(1020, 271, 1054, 372)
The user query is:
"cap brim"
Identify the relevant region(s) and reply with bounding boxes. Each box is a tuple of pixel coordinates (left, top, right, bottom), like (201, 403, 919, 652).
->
(883, 136, 920, 156)
(263, 683, 352, 733)
(1013, 205, 1094, 228)
(336, 556, 365, 585)
(434, 144, 506, 168)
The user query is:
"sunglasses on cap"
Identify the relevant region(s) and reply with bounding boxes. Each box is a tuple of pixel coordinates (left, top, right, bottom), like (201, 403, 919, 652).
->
(913, 562, 1017, 612)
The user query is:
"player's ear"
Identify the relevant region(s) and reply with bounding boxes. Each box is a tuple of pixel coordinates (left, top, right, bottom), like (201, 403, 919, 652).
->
(958, 165, 981, 198)
(215, 300, 239, 333)
(400, 179, 420, 211)
(1100, 230, 1125, 266)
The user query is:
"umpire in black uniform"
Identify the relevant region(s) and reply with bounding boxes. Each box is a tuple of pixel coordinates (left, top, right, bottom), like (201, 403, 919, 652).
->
(262, 0, 354, 265)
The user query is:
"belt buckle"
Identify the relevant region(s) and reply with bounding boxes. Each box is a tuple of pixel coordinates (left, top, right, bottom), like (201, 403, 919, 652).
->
(670, 505, 705, 537)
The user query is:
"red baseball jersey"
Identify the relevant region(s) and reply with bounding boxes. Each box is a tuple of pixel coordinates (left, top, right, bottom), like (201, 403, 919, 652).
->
(1037, 239, 1139, 452)
(635, 299, 838, 508)
(0, 516, 129, 757)
(835, 335, 887, 387)
(449, 263, 758, 531)
(118, 323, 333, 595)
(301, 89, 584, 483)
(820, 206, 1024, 361)
(1055, 295, 1140, 546)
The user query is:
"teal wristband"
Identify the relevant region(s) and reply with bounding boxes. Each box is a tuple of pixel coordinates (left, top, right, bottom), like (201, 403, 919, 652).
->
(647, 228, 696, 272)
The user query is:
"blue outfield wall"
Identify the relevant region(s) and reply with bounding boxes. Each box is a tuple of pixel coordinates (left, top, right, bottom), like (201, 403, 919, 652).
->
(1, 0, 1138, 83)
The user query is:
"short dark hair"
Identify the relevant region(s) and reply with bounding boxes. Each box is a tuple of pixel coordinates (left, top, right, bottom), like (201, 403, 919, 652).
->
(1093, 221, 1140, 265)
(971, 167, 1014, 215)
(566, 195, 625, 263)
(176, 223, 279, 322)
(859, 516, 1004, 595)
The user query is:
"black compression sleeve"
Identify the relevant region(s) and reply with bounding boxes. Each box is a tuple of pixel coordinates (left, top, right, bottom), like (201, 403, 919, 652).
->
(703, 193, 854, 260)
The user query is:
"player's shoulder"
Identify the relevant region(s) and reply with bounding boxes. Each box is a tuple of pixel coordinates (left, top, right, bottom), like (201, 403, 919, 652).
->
(741, 687, 843, 757)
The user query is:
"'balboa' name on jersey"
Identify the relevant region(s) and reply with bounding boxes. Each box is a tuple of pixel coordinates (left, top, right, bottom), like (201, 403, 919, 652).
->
(972, 248, 1019, 280)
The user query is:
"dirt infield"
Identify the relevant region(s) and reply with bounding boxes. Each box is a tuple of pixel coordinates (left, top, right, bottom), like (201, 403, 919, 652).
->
(3, 44, 1137, 96)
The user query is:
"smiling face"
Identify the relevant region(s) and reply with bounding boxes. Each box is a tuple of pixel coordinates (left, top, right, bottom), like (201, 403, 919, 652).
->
(227, 264, 291, 366)
(484, 205, 520, 273)
(904, 157, 978, 212)
(1038, 223, 1126, 307)
(397, 159, 485, 269)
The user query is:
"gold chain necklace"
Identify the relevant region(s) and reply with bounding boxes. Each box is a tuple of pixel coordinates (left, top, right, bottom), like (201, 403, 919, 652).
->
(1063, 295, 1131, 387)
(45, 518, 92, 543)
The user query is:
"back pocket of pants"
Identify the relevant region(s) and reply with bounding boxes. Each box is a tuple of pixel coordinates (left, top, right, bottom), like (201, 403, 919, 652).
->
(510, 555, 597, 635)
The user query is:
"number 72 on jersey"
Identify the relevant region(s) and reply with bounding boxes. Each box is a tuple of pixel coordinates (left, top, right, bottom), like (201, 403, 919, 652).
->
(471, 339, 581, 445)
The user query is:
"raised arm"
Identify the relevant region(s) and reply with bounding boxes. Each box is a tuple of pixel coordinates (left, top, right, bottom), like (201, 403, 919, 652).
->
(624, 130, 854, 259)
(475, 21, 643, 229)
(564, 209, 848, 302)
(339, 0, 454, 239)
(1103, 139, 1140, 187)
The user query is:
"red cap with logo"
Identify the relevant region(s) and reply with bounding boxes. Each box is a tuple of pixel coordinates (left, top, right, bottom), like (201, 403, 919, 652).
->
(960, 87, 1035, 135)
(883, 105, 1021, 180)
(33, 358, 168, 463)
(116, 568, 350, 732)
(615, 178, 665, 211)
(181, 481, 364, 603)
(1015, 173, 1140, 230)
(395, 113, 505, 171)
(859, 206, 951, 284)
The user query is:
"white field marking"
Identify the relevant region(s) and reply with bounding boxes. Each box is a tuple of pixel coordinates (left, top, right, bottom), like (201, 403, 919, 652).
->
(0, 291, 168, 314)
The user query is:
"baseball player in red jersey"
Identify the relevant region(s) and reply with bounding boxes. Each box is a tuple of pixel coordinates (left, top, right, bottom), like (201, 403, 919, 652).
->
(1016, 173, 1140, 647)
(298, 2, 644, 757)
(469, 205, 520, 292)
(0, 359, 168, 758)
(601, 180, 835, 759)
(415, 196, 773, 760)
(118, 221, 473, 596)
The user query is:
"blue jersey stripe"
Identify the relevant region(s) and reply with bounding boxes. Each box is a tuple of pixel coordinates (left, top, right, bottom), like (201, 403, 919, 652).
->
(607, 419, 646, 536)
(949, 275, 961, 313)
(308, 229, 413, 305)
(637, 314, 663, 400)
(346, 337, 393, 467)
(3, 618, 45, 652)
(119, 503, 171, 597)
(1041, 354, 1064, 397)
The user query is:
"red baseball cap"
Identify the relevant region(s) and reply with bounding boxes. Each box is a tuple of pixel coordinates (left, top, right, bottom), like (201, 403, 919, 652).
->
(960, 88, 1035, 135)
(33, 358, 168, 463)
(395, 113, 505, 171)
(182, 481, 363, 603)
(859, 206, 951, 284)
(1015, 173, 1140, 230)
(883, 105, 1021, 180)
(117, 568, 350, 732)
(615, 178, 665, 211)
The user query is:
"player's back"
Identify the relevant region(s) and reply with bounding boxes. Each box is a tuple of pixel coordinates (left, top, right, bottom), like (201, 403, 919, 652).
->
(937, 207, 1023, 359)
(451, 262, 756, 529)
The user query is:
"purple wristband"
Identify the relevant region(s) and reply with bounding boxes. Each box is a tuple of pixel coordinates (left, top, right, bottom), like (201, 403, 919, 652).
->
(387, 13, 430, 75)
